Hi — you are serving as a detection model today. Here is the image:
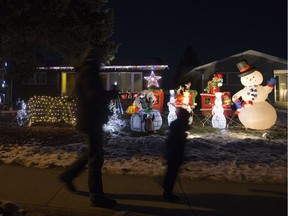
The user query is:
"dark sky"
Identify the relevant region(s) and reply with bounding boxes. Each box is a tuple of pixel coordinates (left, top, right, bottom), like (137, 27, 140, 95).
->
(110, 0, 287, 72)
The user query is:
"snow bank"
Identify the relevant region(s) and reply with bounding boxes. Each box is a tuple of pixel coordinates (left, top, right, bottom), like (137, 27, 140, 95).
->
(0, 124, 286, 184)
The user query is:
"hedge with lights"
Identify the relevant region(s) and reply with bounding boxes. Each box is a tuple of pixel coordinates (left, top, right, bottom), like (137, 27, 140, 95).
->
(28, 96, 77, 126)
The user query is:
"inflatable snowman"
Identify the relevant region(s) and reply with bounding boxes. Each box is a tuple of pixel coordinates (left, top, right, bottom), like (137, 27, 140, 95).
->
(212, 92, 226, 129)
(232, 59, 277, 130)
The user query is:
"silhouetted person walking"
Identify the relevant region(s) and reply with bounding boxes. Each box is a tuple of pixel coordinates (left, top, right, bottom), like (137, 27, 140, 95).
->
(162, 108, 190, 201)
(59, 48, 117, 208)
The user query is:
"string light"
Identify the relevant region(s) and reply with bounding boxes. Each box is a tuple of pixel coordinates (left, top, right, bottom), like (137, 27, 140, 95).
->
(28, 96, 77, 126)
(36, 66, 74, 71)
(36, 65, 169, 71)
(28, 96, 127, 131)
(101, 65, 168, 71)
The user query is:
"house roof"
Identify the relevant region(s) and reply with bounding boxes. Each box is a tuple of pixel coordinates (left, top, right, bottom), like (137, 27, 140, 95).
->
(185, 50, 287, 77)
(36, 57, 169, 72)
(108, 57, 166, 65)
(101, 57, 169, 71)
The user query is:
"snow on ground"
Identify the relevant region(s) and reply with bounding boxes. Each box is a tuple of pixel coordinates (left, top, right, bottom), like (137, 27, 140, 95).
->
(0, 110, 287, 185)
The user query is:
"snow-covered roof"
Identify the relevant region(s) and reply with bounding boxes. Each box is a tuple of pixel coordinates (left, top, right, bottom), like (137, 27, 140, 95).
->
(186, 50, 287, 76)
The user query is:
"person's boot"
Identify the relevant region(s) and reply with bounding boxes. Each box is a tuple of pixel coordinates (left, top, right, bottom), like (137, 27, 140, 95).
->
(90, 195, 117, 209)
(163, 192, 180, 202)
(58, 173, 77, 193)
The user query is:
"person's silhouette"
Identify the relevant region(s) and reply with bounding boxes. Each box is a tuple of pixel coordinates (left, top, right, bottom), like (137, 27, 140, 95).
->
(162, 107, 190, 201)
(59, 48, 117, 209)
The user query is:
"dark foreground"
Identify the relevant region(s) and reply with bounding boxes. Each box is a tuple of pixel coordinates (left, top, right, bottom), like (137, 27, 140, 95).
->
(0, 165, 286, 216)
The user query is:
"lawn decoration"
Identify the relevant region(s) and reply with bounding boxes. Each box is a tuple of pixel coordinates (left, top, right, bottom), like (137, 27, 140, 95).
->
(16, 100, 30, 126)
(144, 71, 161, 88)
(28, 96, 77, 126)
(204, 73, 223, 94)
(103, 97, 126, 132)
(167, 82, 198, 125)
(232, 59, 277, 129)
(167, 90, 177, 126)
(130, 90, 162, 132)
(211, 92, 226, 128)
(201, 74, 232, 118)
(129, 70, 164, 132)
(126, 89, 164, 114)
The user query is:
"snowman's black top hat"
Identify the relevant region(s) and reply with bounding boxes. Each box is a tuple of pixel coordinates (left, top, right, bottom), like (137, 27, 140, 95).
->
(236, 59, 256, 77)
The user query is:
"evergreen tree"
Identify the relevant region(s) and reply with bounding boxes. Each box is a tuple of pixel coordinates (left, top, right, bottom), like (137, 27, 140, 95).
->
(174, 46, 199, 87)
(0, 0, 118, 79)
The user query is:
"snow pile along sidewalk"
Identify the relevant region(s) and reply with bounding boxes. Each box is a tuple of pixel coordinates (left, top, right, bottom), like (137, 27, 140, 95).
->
(0, 124, 286, 184)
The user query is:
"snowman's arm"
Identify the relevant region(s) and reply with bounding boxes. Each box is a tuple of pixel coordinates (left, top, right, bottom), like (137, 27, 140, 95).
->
(265, 77, 277, 93)
(232, 89, 245, 102)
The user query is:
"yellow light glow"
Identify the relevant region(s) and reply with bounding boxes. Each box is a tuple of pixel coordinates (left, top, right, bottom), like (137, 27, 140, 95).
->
(62, 72, 67, 96)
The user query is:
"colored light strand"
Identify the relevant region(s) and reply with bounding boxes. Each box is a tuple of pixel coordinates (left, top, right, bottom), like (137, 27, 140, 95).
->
(36, 65, 169, 71)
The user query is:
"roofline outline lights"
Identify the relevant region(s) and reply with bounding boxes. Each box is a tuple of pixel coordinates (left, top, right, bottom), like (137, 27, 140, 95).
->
(36, 65, 169, 71)
(101, 65, 169, 71)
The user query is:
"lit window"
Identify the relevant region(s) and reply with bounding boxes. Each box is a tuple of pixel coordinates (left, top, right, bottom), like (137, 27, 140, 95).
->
(100, 72, 142, 92)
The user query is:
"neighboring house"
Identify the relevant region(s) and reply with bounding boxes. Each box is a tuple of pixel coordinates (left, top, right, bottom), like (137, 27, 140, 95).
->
(183, 50, 287, 108)
(12, 58, 168, 104)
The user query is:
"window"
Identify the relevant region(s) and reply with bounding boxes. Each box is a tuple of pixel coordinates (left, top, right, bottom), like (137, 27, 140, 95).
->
(274, 70, 288, 103)
(100, 72, 142, 92)
(109, 73, 132, 91)
(226, 72, 241, 85)
(133, 73, 142, 92)
(22, 72, 46, 85)
(204, 97, 211, 105)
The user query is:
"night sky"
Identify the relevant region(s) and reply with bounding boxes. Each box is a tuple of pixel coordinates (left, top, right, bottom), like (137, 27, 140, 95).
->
(110, 0, 287, 74)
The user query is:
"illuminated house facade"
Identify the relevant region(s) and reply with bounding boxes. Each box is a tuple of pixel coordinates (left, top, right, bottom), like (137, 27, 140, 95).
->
(99, 57, 168, 92)
(183, 50, 288, 108)
(12, 58, 168, 103)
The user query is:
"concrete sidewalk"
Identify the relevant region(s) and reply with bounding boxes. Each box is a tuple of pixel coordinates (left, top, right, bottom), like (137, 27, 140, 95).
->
(0, 165, 286, 216)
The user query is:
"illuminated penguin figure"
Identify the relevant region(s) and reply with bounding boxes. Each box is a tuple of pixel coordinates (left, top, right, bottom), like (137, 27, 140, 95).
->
(232, 60, 277, 130)
(212, 92, 226, 129)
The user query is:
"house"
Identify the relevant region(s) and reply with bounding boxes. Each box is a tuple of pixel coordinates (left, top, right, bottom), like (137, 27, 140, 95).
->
(182, 50, 288, 109)
(99, 57, 168, 93)
(11, 58, 169, 107)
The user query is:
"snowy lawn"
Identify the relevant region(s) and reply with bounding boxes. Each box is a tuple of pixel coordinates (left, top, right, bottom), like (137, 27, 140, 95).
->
(0, 110, 286, 184)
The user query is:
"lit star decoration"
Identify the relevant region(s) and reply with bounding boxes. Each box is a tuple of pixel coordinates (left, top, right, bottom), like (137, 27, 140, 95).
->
(144, 71, 161, 88)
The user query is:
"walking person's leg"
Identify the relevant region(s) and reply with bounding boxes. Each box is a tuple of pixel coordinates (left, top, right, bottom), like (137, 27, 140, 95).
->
(162, 160, 181, 201)
(88, 127, 117, 208)
(59, 149, 89, 192)
(88, 128, 104, 195)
